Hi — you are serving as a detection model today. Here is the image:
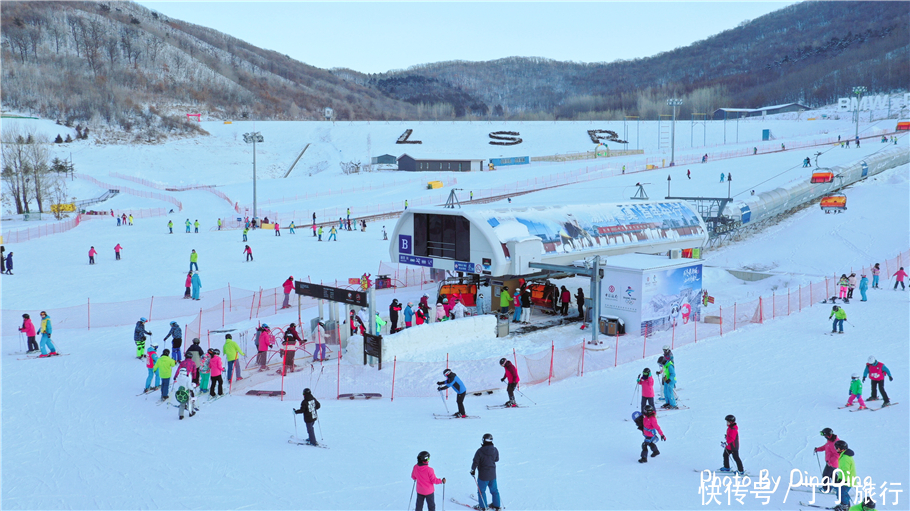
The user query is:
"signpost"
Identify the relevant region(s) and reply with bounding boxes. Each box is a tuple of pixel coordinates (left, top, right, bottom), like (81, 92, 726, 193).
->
(363, 333, 383, 369)
(294, 281, 367, 307)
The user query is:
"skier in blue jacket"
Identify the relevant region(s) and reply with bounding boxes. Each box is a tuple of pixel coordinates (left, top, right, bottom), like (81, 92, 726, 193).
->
(437, 369, 468, 418)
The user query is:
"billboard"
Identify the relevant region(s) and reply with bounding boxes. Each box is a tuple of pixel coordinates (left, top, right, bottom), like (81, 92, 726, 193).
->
(601, 270, 642, 319)
(640, 264, 703, 335)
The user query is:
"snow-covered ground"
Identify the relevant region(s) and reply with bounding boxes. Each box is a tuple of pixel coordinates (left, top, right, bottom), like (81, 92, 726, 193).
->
(1, 111, 908, 510)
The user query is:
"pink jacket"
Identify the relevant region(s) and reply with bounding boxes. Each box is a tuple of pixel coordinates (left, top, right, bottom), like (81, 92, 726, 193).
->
(513, 294, 521, 308)
(258, 329, 274, 351)
(815, 436, 839, 468)
(725, 424, 739, 450)
(177, 358, 196, 377)
(88, 248, 97, 257)
(209, 354, 223, 377)
(185, 275, 193, 287)
(411, 464, 442, 495)
(642, 414, 664, 439)
(872, 267, 880, 276)
(283, 279, 294, 294)
(638, 375, 654, 398)
(114, 244, 122, 253)
(894, 269, 907, 281)
(19, 318, 36, 337)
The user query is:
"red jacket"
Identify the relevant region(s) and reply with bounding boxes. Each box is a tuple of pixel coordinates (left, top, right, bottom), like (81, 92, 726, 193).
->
(502, 360, 520, 384)
(283, 279, 294, 294)
(642, 414, 664, 439)
(561, 289, 571, 302)
(638, 375, 654, 398)
(725, 424, 739, 451)
(185, 274, 192, 287)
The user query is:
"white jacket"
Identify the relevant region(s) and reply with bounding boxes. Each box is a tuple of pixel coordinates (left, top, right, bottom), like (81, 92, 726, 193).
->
(452, 302, 467, 319)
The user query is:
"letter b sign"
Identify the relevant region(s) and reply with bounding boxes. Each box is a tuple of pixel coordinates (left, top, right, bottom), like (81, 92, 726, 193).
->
(399, 235, 412, 254)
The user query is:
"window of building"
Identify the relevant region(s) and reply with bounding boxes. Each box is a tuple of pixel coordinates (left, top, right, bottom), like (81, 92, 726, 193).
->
(413, 213, 471, 261)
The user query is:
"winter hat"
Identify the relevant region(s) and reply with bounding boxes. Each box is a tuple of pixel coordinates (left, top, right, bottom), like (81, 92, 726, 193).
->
(22, 313, 29, 319)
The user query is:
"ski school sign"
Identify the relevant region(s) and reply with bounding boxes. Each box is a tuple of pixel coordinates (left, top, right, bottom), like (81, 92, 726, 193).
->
(838, 93, 909, 112)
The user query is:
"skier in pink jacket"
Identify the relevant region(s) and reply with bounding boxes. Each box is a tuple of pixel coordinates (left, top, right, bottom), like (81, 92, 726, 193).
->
(815, 428, 839, 492)
(19, 313, 38, 353)
(893, 267, 907, 290)
(88, 246, 97, 265)
(638, 405, 665, 463)
(411, 451, 445, 511)
(256, 325, 274, 370)
(637, 367, 655, 413)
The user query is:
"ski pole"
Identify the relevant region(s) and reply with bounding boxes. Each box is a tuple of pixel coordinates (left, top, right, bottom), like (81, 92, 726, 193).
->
(516, 387, 536, 405)
(472, 473, 488, 510)
(439, 389, 450, 414)
(19, 331, 24, 353)
(441, 480, 445, 511)
(407, 480, 415, 511)
(814, 450, 822, 473)
(630, 380, 640, 406)
(317, 417, 324, 442)
(293, 409, 298, 438)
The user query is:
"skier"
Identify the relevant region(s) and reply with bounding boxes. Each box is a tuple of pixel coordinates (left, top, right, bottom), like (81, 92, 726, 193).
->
(183, 271, 193, 299)
(242, 227, 249, 242)
(163, 321, 183, 362)
(153, 348, 176, 400)
(575, 288, 585, 319)
(274, 221, 280, 236)
(223, 333, 244, 383)
(289, 221, 296, 234)
(311, 223, 317, 237)
(892, 267, 907, 290)
(185, 219, 191, 233)
(656, 356, 677, 408)
(3, 250, 10, 275)
(134, 317, 152, 359)
(858, 275, 869, 302)
(499, 286, 511, 315)
(411, 451, 445, 511)
(720, 173, 725, 183)
(816, 428, 840, 493)
(217, 218, 222, 231)
(637, 367, 655, 413)
(837, 274, 849, 300)
(36, 311, 57, 357)
(317, 226, 323, 241)
(186, 338, 205, 369)
(328, 225, 337, 241)
(415, 306, 427, 326)
(88, 246, 97, 265)
(144, 343, 161, 393)
(375, 312, 387, 334)
(844, 373, 866, 410)
(313, 321, 327, 362)
(871, 264, 880, 288)
(174, 367, 198, 420)
(189, 249, 198, 271)
(208, 348, 224, 396)
(500, 358, 520, 407)
(662, 345, 674, 364)
(175, 353, 197, 390)
(190, 271, 202, 301)
(829, 305, 847, 334)
(194, 219, 200, 233)
(389, 299, 402, 333)
(243, 245, 253, 262)
(863, 356, 892, 405)
(404, 302, 415, 328)
(437, 368, 468, 418)
(168, 220, 173, 234)
(452, 298, 467, 319)
(198, 349, 211, 394)
(476, 293, 486, 316)
(847, 273, 857, 299)
(637, 405, 665, 463)
(560, 286, 571, 316)
(19, 313, 39, 353)
(114, 243, 122, 260)
(687, 169, 691, 179)
(833, 440, 858, 511)
(719, 414, 745, 475)
(279, 330, 299, 375)
(519, 287, 531, 323)
(128, 214, 133, 226)
(282, 276, 294, 309)
(293, 388, 321, 446)
(471, 434, 502, 510)
(256, 324, 274, 371)
(436, 300, 447, 323)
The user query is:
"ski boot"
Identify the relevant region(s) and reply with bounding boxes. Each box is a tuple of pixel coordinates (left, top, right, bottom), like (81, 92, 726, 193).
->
(882, 400, 891, 407)
(650, 451, 660, 458)
(844, 402, 854, 407)
(866, 396, 879, 402)
(638, 457, 648, 463)
(718, 467, 732, 472)
(503, 401, 512, 407)
(857, 405, 867, 410)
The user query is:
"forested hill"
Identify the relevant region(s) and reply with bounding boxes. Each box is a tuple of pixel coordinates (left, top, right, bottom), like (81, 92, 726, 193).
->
(2, 1, 907, 140)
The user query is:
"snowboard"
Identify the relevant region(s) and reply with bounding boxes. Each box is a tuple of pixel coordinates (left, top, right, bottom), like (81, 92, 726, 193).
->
(246, 390, 285, 397)
(337, 393, 382, 400)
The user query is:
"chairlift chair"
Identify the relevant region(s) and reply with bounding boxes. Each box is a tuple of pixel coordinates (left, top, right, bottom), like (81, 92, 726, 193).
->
(810, 171, 834, 184)
(820, 193, 847, 214)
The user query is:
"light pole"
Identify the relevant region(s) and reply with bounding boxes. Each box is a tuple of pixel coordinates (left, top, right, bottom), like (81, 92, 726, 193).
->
(667, 99, 683, 166)
(243, 131, 264, 221)
(852, 86, 866, 141)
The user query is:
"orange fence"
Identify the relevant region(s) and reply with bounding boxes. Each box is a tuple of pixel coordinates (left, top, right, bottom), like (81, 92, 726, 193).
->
(75, 174, 183, 211)
(1, 214, 82, 244)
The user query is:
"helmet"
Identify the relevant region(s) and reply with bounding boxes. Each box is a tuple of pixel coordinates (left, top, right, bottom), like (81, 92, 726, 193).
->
(262, 323, 269, 329)
(834, 440, 848, 451)
(289, 276, 294, 280)
(140, 317, 148, 322)
(862, 496, 876, 510)
(22, 313, 30, 319)
(832, 305, 839, 311)
(443, 369, 452, 376)
(192, 338, 201, 344)
(499, 358, 507, 366)
(482, 433, 493, 444)
(207, 348, 215, 356)
(225, 334, 232, 339)
(290, 323, 296, 328)
(213, 348, 221, 355)
(150, 344, 159, 351)
(417, 451, 430, 463)
(170, 321, 177, 326)
(820, 427, 834, 438)
(868, 356, 876, 365)
(642, 368, 651, 376)
(643, 405, 656, 416)
(303, 388, 312, 396)
(725, 414, 736, 423)
(662, 345, 670, 351)
(657, 356, 666, 365)
(851, 373, 859, 379)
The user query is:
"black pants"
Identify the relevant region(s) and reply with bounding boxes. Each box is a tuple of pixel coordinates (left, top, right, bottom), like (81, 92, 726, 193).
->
(26, 336, 38, 351)
(416, 492, 436, 511)
(577, 304, 585, 318)
(821, 464, 835, 492)
(456, 392, 466, 416)
(391, 317, 398, 332)
(641, 396, 655, 413)
(641, 439, 659, 459)
(847, 288, 854, 298)
(560, 302, 569, 315)
(507, 382, 517, 402)
(723, 447, 744, 472)
(184, 287, 191, 298)
(115, 252, 121, 260)
(870, 379, 889, 401)
(89, 256, 95, 264)
(210, 375, 223, 396)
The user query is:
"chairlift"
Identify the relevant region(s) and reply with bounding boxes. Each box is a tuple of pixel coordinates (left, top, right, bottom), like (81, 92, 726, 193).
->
(810, 171, 834, 183)
(820, 193, 847, 214)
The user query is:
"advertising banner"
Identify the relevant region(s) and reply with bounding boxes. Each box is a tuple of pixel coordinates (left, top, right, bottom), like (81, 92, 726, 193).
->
(640, 264, 703, 335)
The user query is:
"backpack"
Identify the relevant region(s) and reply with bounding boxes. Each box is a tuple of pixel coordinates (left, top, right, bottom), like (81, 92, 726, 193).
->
(176, 386, 189, 404)
(632, 411, 644, 431)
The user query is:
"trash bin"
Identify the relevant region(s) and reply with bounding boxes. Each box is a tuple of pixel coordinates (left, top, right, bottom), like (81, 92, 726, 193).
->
(497, 319, 510, 338)
(600, 316, 624, 336)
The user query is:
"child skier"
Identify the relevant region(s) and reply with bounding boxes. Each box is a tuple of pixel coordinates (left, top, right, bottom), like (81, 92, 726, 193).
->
(411, 451, 445, 511)
(829, 305, 847, 334)
(163, 321, 183, 362)
(134, 318, 152, 359)
(893, 267, 907, 290)
(838, 274, 849, 300)
(437, 369, 468, 418)
(871, 263, 880, 288)
(844, 373, 866, 410)
(144, 343, 161, 393)
(152, 349, 176, 400)
(719, 414, 745, 475)
(19, 313, 38, 354)
(499, 358, 520, 407)
(847, 273, 857, 299)
(637, 405, 665, 463)
(657, 356, 677, 409)
(173, 367, 198, 420)
(815, 427, 839, 493)
(833, 440, 858, 511)
(208, 348, 224, 397)
(198, 350, 211, 394)
(858, 275, 869, 302)
(293, 388, 321, 446)
(471, 434, 502, 510)
(863, 356, 892, 405)
(637, 368, 655, 413)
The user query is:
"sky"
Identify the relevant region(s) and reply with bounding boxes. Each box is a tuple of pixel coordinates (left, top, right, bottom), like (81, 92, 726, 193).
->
(137, 1, 798, 74)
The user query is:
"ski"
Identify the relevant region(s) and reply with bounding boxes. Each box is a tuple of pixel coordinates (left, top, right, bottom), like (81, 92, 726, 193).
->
(848, 407, 871, 412)
(799, 501, 835, 510)
(693, 469, 752, 477)
(870, 402, 898, 411)
(17, 353, 69, 360)
(450, 498, 482, 510)
(136, 388, 159, 396)
(486, 404, 528, 409)
(288, 436, 329, 449)
(201, 395, 226, 405)
(468, 494, 505, 509)
(433, 413, 481, 419)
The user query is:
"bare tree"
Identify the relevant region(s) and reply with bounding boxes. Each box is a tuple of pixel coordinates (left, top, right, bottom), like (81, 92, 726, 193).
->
(81, 19, 105, 75)
(144, 35, 163, 64)
(24, 132, 53, 213)
(66, 14, 83, 57)
(104, 35, 119, 68)
(1, 125, 32, 213)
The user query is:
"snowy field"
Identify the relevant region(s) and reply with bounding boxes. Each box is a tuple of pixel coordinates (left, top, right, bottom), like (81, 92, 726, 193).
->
(1, 110, 908, 511)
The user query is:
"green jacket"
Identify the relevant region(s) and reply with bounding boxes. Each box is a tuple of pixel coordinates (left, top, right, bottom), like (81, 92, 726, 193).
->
(168, 221, 173, 227)
(836, 449, 858, 487)
(849, 378, 863, 395)
(829, 309, 846, 320)
(500, 290, 511, 307)
(190, 252, 198, 262)
(194, 221, 199, 228)
(243, 228, 249, 235)
(153, 355, 177, 379)
(376, 315, 387, 330)
(223, 338, 244, 361)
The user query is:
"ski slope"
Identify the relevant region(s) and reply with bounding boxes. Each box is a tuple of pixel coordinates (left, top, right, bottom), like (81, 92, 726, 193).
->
(1, 112, 908, 510)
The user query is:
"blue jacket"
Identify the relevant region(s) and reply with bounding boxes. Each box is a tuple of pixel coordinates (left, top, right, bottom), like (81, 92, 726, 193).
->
(134, 321, 151, 341)
(859, 277, 869, 291)
(164, 324, 182, 341)
(5, 253, 11, 270)
(191, 273, 201, 291)
(404, 305, 414, 322)
(439, 372, 466, 395)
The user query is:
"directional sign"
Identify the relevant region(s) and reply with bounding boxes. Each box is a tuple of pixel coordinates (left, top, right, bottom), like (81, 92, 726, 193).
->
(294, 281, 367, 307)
